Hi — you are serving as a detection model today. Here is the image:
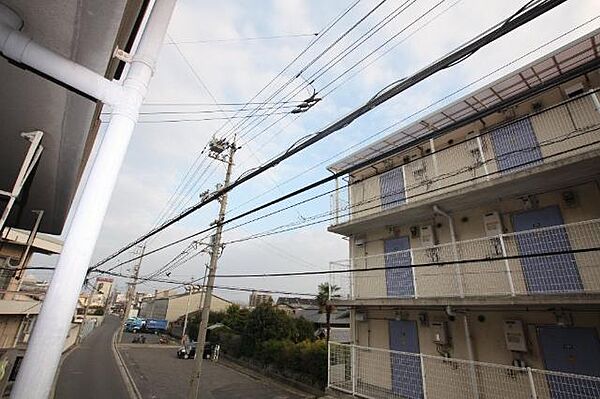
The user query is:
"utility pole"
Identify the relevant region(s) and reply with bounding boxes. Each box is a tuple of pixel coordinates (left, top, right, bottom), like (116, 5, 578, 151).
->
(188, 138, 236, 399)
(118, 244, 145, 343)
(181, 283, 197, 344)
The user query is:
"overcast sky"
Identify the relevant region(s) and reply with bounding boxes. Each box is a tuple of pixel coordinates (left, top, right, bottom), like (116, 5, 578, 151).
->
(32, 0, 600, 304)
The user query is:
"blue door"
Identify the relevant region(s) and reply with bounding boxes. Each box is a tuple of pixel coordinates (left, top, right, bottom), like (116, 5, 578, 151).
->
(538, 326, 600, 398)
(389, 320, 423, 398)
(490, 117, 542, 174)
(512, 206, 582, 293)
(384, 237, 414, 297)
(380, 167, 406, 209)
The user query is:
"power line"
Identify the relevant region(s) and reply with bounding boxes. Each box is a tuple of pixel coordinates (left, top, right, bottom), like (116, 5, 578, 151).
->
(92, 247, 600, 286)
(144, 2, 362, 240)
(212, 247, 600, 279)
(90, 0, 567, 272)
(165, 32, 319, 45)
(94, 120, 600, 280)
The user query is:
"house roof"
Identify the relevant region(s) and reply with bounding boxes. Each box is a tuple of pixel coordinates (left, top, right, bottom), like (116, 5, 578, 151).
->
(327, 28, 600, 174)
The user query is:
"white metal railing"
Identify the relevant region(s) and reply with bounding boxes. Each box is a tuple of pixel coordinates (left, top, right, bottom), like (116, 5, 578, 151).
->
(331, 91, 600, 225)
(329, 219, 600, 301)
(328, 342, 600, 399)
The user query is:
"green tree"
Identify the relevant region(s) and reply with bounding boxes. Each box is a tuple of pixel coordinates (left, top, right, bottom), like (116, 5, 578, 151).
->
(292, 316, 315, 343)
(242, 303, 293, 354)
(316, 282, 340, 346)
(223, 304, 249, 333)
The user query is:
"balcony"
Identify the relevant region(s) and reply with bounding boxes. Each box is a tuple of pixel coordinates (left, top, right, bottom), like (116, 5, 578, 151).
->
(328, 342, 600, 399)
(330, 91, 600, 230)
(329, 219, 600, 305)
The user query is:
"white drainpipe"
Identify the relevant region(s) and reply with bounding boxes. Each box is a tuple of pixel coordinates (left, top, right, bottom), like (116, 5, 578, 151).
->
(432, 205, 464, 298)
(1, 1, 177, 398)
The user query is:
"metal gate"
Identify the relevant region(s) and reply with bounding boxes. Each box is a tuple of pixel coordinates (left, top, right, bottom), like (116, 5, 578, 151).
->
(512, 206, 583, 293)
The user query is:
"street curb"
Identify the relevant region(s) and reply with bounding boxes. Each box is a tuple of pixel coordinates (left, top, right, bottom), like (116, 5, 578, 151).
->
(112, 329, 143, 399)
(218, 357, 321, 398)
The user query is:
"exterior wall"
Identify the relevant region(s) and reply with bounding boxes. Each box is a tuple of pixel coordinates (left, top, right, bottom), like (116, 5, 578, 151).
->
(0, 315, 21, 348)
(164, 293, 231, 323)
(139, 298, 169, 319)
(349, 181, 600, 299)
(344, 75, 600, 223)
(354, 308, 600, 397)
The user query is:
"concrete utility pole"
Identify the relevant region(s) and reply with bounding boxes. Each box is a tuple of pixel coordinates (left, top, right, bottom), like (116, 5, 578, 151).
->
(181, 283, 196, 344)
(188, 139, 236, 399)
(118, 244, 145, 343)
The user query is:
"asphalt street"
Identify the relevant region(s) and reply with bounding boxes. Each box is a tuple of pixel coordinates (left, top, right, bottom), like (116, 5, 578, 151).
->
(55, 314, 129, 399)
(120, 346, 306, 399)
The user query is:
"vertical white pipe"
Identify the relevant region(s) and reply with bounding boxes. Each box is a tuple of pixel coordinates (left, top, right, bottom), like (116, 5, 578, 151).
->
(433, 205, 463, 298)
(499, 234, 516, 296)
(11, 1, 176, 397)
(463, 315, 480, 398)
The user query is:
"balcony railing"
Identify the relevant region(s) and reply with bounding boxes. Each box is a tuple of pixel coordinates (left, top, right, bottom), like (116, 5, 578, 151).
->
(331, 90, 600, 225)
(329, 219, 600, 301)
(329, 342, 600, 399)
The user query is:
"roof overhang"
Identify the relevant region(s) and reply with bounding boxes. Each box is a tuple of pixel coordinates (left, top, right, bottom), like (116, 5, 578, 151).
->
(1, 228, 62, 255)
(328, 28, 600, 174)
(0, 1, 148, 234)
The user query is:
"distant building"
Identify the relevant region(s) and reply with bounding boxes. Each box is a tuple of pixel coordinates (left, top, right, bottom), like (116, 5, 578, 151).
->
(0, 227, 61, 349)
(275, 296, 317, 314)
(249, 291, 273, 307)
(139, 289, 232, 325)
(88, 277, 113, 308)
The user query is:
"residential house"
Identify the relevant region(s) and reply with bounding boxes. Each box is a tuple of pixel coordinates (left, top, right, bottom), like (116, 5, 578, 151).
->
(327, 30, 600, 399)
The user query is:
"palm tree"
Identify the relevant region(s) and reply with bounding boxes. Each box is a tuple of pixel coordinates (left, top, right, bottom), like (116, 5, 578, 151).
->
(316, 282, 340, 346)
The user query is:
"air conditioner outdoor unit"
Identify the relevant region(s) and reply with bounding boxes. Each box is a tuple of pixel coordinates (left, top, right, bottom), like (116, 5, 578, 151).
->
(411, 162, 427, 181)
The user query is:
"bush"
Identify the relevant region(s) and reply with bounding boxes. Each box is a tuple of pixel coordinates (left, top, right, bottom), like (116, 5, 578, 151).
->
(254, 339, 327, 388)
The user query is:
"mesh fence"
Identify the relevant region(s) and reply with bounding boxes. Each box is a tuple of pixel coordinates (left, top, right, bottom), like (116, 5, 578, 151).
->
(329, 343, 600, 399)
(329, 219, 600, 301)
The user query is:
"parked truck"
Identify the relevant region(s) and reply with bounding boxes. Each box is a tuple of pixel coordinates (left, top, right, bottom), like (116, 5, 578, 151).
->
(124, 317, 168, 333)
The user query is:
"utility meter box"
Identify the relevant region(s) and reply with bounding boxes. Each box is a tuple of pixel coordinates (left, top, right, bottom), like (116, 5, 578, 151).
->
(503, 320, 527, 352)
(420, 225, 436, 247)
(431, 321, 449, 345)
(483, 212, 503, 237)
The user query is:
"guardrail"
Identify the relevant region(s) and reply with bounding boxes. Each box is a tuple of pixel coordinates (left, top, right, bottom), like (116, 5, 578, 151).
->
(329, 219, 600, 301)
(328, 342, 600, 399)
(331, 90, 600, 225)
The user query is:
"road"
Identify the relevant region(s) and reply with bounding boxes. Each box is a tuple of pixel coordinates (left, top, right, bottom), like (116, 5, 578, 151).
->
(55, 314, 129, 399)
(120, 346, 307, 399)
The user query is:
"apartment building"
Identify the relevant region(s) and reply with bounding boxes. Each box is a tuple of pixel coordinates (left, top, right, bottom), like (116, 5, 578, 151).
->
(326, 30, 600, 399)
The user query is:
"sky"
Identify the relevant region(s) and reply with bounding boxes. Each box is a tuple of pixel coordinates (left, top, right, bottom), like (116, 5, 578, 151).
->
(31, 0, 600, 304)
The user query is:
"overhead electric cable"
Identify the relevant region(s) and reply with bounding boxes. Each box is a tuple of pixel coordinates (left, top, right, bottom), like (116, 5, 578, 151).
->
(89, 0, 570, 272)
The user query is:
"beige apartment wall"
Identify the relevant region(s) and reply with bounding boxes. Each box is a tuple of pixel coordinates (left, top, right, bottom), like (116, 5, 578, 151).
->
(165, 292, 231, 322)
(346, 75, 600, 222)
(350, 181, 600, 299)
(0, 315, 20, 348)
(353, 308, 600, 398)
